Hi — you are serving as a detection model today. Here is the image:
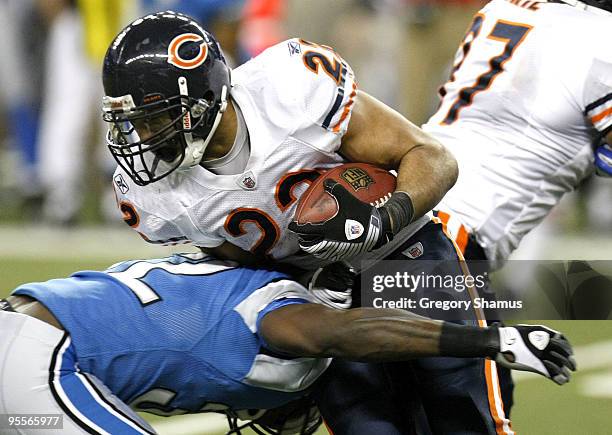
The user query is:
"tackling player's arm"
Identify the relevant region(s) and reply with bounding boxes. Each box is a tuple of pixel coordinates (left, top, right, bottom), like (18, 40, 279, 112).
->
(200, 242, 302, 275)
(201, 243, 263, 267)
(340, 90, 458, 221)
(260, 304, 576, 385)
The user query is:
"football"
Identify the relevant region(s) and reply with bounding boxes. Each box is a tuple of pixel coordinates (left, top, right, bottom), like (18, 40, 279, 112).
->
(294, 163, 396, 224)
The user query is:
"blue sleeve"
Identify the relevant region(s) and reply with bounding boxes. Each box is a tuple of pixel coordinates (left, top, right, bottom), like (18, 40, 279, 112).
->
(255, 297, 311, 350)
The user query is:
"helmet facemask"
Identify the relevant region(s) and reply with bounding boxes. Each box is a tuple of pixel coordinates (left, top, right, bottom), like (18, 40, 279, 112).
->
(103, 79, 228, 186)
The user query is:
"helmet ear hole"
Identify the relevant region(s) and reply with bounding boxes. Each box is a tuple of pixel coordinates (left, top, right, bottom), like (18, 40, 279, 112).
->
(194, 90, 218, 134)
(202, 90, 215, 104)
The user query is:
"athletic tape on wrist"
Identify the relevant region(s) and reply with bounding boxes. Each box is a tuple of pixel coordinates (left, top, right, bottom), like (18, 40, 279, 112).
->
(384, 191, 415, 234)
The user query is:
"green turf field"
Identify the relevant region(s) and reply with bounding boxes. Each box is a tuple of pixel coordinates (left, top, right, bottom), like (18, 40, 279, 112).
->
(3, 231, 612, 435)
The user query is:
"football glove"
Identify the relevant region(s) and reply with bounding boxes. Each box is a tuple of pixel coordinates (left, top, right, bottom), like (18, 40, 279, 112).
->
(288, 180, 394, 261)
(495, 325, 576, 385)
(307, 261, 356, 310)
(595, 143, 612, 177)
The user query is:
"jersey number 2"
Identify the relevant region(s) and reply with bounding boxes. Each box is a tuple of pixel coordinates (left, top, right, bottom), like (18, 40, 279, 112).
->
(441, 18, 532, 125)
(224, 170, 321, 256)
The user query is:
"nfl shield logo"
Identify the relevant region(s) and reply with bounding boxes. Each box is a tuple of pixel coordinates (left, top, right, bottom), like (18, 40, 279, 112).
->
(237, 171, 257, 190)
(345, 219, 364, 240)
(341, 167, 374, 191)
(242, 177, 256, 189)
(402, 242, 424, 259)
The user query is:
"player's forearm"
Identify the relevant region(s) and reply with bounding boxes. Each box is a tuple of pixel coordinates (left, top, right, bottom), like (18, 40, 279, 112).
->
(320, 308, 444, 360)
(261, 305, 498, 362)
(394, 140, 458, 219)
(339, 90, 457, 221)
(316, 308, 498, 361)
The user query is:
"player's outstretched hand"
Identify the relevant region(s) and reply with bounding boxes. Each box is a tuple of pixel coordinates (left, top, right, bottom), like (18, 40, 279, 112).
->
(288, 179, 391, 261)
(495, 325, 577, 385)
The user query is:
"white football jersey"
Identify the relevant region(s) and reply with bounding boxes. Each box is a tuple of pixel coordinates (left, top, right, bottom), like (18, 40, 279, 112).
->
(423, 0, 612, 267)
(113, 38, 428, 266)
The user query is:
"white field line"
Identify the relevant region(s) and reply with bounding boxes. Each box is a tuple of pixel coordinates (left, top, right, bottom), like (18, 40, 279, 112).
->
(579, 371, 612, 398)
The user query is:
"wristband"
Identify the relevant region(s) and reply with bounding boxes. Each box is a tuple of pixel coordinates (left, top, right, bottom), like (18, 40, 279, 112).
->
(439, 322, 500, 358)
(382, 191, 415, 234)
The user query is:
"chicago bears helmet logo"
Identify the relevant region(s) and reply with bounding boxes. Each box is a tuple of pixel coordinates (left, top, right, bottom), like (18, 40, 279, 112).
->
(167, 33, 208, 69)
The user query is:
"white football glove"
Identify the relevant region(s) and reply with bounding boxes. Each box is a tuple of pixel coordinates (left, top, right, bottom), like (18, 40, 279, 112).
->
(495, 325, 576, 385)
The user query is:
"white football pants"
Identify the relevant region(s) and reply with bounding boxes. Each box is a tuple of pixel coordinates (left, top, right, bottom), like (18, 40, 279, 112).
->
(0, 311, 155, 434)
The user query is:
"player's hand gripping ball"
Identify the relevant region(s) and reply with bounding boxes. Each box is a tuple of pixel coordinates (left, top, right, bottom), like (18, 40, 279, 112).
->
(289, 163, 396, 261)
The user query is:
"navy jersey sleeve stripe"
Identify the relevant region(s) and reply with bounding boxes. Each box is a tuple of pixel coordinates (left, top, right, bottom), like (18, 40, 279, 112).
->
(585, 92, 612, 113)
(322, 63, 348, 129)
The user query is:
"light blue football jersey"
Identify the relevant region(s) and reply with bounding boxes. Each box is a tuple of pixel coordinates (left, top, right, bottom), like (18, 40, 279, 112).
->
(13, 253, 330, 413)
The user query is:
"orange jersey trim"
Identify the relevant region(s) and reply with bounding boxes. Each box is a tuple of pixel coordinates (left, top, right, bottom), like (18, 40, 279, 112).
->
(432, 215, 514, 434)
(591, 106, 612, 124)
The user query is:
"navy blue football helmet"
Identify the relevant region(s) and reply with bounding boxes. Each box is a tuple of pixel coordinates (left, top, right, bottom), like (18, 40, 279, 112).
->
(102, 11, 231, 186)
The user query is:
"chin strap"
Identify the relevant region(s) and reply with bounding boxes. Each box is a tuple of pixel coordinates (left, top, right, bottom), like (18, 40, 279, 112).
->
(178, 76, 229, 169)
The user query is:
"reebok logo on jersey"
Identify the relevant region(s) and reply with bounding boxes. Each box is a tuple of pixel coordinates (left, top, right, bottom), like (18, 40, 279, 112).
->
(529, 331, 550, 351)
(114, 174, 129, 194)
(345, 219, 364, 240)
(402, 242, 424, 259)
(287, 41, 301, 56)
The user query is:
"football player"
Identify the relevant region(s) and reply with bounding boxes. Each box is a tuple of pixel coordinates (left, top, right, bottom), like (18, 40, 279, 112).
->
(102, 12, 456, 265)
(420, 0, 612, 419)
(101, 12, 507, 434)
(0, 253, 575, 435)
(424, 0, 612, 270)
